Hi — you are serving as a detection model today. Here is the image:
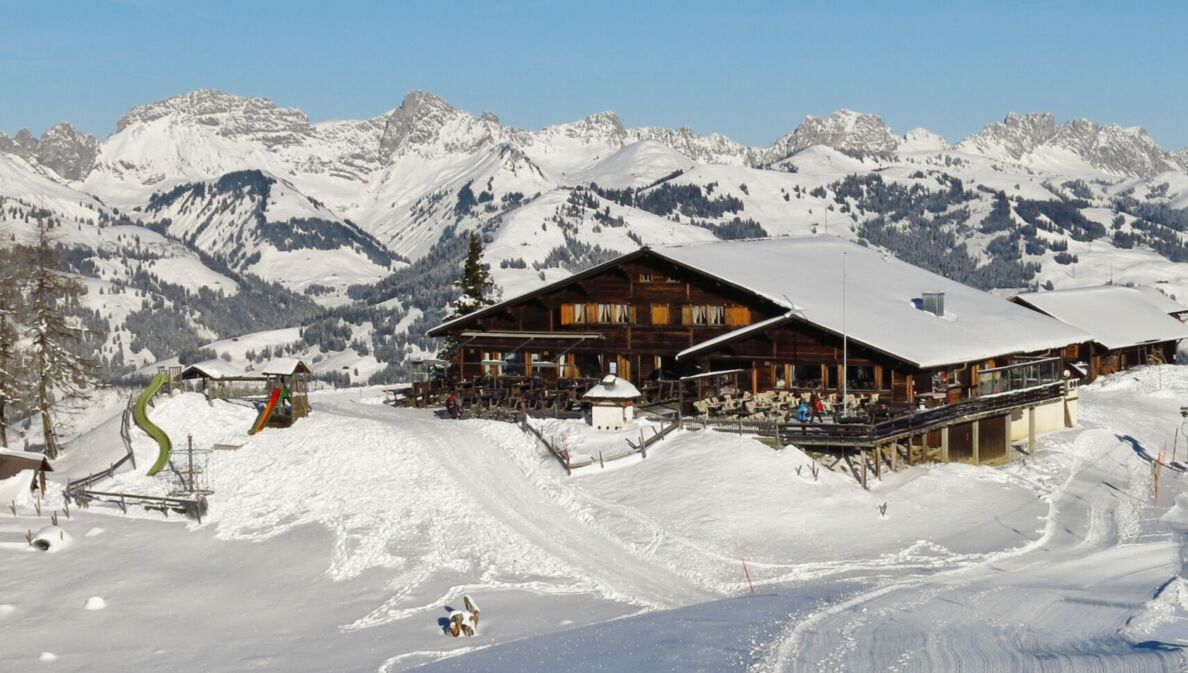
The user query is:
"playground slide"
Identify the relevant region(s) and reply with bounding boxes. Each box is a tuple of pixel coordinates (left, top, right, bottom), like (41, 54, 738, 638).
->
(134, 372, 173, 477)
(249, 387, 288, 435)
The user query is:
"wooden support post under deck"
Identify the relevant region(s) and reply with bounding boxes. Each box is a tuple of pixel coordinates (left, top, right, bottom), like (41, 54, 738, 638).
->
(940, 426, 949, 463)
(1028, 406, 1037, 453)
(890, 441, 898, 471)
(972, 420, 981, 464)
(1004, 413, 1013, 457)
(860, 449, 868, 490)
(875, 445, 882, 480)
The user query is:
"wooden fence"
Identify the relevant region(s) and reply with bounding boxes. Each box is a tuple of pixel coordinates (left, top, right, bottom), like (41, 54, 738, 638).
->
(66, 397, 138, 494)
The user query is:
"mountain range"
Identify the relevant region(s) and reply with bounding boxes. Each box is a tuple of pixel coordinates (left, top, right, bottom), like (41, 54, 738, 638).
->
(2, 88, 1188, 382)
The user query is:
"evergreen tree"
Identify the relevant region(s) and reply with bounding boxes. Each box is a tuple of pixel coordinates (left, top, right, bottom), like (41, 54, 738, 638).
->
(25, 218, 95, 458)
(438, 231, 494, 369)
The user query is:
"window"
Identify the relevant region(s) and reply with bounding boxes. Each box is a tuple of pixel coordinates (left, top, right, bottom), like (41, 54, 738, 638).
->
(482, 352, 502, 376)
(562, 303, 587, 325)
(707, 306, 726, 326)
(793, 364, 822, 389)
(681, 305, 724, 326)
(665, 276, 682, 284)
(503, 352, 526, 376)
(613, 304, 631, 324)
(598, 303, 615, 323)
(846, 365, 876, 391)
(638, 273, 653, 283)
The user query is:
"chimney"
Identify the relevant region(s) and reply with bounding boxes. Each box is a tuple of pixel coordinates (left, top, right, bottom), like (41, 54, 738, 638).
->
(922, 291, 945, 317)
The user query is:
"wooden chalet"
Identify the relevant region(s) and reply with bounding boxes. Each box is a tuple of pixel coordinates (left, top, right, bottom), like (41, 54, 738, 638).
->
(1011, 285, 1188, 379)
(429, 236, 1093, 464)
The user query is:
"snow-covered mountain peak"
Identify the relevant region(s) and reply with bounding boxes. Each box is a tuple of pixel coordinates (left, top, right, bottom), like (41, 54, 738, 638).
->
(958, 112, 1179, 177)
(899, 127, 949, 153)
(769, 109, 899, 161)
(116, 89, 314, 148)
(378, 90, 506, 158)
(0, 122, 99, 180)
(1049, 118, 1178, 177)
(536, 111, 628, 144)
(957, 112, 1058, 160)
(1175, 148, 1188, 172)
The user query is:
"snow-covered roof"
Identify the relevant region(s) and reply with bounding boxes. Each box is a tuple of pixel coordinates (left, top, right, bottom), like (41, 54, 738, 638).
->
(1133, 286, 1188, 315)
(583, 375, 641, 400)
(261, 358, 311, 376)
(663, 237, 1090, 368)
(0, 448, 52, 469)
(430, 236, 1090, 368)
(180, 359, 245, 380)
(1012, 286, 1188, 351)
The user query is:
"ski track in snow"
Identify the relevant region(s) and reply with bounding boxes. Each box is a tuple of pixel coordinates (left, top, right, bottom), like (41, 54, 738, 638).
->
(751, 375, 1188, 673)
(320, 399, 716, 615)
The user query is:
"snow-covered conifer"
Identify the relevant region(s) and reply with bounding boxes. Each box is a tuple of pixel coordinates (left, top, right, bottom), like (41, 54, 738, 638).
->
(25, 216, 95, 458)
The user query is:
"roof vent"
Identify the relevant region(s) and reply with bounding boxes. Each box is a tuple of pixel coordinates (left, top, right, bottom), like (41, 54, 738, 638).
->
(922, 291, 945, 317)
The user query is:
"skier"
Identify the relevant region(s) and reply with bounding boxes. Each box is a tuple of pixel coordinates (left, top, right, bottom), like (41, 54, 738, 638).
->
(445, 394, 461, 420)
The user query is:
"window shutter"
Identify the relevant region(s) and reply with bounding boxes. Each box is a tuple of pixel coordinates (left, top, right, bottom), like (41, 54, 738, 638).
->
(586, 304, 599, 323)
(651, 304, 669, 325)
(561, 304, 574, 325)
(628, 305, 637, 324)
(726, 306, 751, 327)
(681, 305, 693, 325)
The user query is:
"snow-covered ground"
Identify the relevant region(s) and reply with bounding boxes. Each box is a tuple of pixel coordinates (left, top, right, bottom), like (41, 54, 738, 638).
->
(2, 368, 1187, 672)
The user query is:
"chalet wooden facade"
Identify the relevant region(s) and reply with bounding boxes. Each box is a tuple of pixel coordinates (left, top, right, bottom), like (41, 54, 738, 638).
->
(1011, 286, 1188, 380)
(427, 249, 790, 390)
(429, 237, 1093, 464)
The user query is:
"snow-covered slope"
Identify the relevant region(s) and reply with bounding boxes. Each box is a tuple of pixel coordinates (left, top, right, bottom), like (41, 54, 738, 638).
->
(141, 169, 397, 294)
(6, 87, 1188, 378)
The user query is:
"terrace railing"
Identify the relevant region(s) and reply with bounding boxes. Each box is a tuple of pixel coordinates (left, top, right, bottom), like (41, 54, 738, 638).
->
(685, 380, 1068, 447)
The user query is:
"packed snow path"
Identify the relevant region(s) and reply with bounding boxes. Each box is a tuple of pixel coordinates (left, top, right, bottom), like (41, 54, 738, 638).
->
(319, 397, 716, 611)
(754, 375, 1188, 673)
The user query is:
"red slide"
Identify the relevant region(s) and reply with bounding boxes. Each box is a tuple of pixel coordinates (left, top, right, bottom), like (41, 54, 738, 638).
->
(249, 387, 283, 435)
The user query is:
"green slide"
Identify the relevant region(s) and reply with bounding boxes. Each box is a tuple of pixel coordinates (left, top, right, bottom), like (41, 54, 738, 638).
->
(135, 371, 173, 476)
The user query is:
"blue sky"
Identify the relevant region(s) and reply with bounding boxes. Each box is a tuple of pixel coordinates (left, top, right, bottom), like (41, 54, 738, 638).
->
(2, 0, 1186, 149)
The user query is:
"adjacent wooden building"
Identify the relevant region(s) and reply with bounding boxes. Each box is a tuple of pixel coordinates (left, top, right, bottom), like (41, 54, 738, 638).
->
(1011, 285, 1188, 379)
